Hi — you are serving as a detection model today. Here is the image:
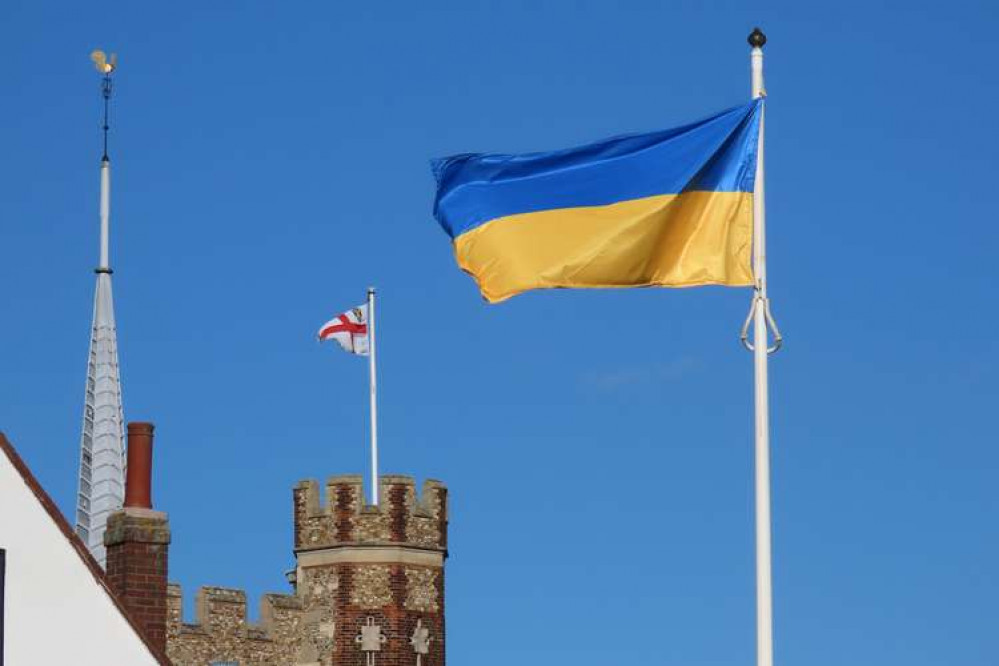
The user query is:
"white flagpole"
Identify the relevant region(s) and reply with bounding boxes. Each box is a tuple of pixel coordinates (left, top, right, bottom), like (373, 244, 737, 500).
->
(749, 27, 774, 666)
(367, 286, 380, 506)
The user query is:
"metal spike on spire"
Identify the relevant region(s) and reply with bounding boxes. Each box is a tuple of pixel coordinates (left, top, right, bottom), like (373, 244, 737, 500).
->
(76, 49, 126, 567)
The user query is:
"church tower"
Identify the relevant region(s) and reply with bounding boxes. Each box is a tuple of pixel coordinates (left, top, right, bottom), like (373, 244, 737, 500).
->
(75, 51, 126, 567)
(293, 475, 449, 665)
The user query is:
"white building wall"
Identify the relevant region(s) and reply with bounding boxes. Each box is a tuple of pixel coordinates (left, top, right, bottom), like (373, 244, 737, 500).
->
(0, 446, 161, 665)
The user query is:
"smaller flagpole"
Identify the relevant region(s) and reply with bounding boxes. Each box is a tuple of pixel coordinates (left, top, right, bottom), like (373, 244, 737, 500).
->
(367, 286, 380, 505)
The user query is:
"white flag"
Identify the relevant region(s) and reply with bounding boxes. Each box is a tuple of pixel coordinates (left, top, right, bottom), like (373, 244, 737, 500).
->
(318, 304, 369, 355)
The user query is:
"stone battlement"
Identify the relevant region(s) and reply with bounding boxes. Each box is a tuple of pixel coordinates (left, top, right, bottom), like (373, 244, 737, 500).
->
(166, 584, 303, 665)
(294, 475, 448, 553)
(165, 474, 449, 665)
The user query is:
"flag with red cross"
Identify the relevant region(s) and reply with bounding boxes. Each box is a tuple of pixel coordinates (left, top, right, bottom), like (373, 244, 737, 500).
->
(318, 303, 369, 355)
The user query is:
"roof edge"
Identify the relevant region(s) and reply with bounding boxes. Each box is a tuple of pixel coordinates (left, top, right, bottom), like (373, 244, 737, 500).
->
(0, 431, 171, 665)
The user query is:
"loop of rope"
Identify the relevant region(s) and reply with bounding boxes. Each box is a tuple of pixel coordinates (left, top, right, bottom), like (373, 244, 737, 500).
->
(740, 292, 783, 354)
(739, 297, 757, 351)
(763, 297, 783, 353)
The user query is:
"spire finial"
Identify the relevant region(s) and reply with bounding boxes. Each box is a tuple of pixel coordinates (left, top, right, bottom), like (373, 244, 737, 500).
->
(748, 27, 767, 49)
(90, 50, 117, 161)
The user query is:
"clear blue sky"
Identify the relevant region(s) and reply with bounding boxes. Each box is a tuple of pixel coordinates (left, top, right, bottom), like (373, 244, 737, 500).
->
(2, 1, 997, 664)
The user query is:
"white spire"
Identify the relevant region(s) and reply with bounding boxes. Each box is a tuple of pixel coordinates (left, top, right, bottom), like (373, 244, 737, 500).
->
(75, 56, 126, 567)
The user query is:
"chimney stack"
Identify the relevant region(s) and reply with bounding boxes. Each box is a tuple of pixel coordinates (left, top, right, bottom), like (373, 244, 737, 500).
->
(124, 422, 154, 508)
(105, 421, 170, 654)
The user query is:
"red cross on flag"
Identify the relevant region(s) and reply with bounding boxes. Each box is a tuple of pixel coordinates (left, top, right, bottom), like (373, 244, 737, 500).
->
(318, 303, 370, 355)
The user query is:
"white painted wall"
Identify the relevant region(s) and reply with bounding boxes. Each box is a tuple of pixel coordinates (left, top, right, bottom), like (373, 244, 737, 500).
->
(0, 446, 162, 665)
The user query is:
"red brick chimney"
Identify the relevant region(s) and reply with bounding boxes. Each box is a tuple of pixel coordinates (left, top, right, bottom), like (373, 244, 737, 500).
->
(105, 422, 170, 654)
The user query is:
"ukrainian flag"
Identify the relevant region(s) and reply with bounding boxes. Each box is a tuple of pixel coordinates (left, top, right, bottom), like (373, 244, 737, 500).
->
(431, 100, 762, 303)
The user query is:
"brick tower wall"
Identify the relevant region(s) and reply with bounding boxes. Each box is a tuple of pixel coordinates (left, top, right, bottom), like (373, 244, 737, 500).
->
(294, 475, 448, 666)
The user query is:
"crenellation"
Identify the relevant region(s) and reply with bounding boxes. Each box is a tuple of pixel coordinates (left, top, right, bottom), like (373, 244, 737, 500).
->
(167, 584, 305, 666)
(355, 503, 392, 543)
(294, 475, 448, 552)
(410, 480, 448, 549)
(196, 586, 247, 636)
(294, 479, 320, 528)
(259, 592, 303, 639)
(262, 591, 303, 611)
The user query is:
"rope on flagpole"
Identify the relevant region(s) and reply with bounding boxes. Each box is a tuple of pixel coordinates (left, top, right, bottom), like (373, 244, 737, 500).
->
(740, 293, 783, 354)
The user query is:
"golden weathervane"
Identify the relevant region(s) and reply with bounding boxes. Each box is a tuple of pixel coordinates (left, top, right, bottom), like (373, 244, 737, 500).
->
(90, 50, 117, 75)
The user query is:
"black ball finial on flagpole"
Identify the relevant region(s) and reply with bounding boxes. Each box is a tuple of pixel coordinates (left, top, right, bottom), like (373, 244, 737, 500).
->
(748, 27, 767, 48)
